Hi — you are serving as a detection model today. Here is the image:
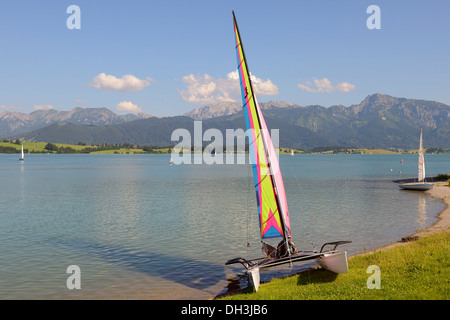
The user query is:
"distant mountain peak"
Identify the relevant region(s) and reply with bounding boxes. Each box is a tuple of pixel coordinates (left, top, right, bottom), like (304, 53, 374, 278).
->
(183, 100, 301, 120)
(183, 102, 242, 120)
(360, 92, 396, 105)
(0, 107, 152, 138)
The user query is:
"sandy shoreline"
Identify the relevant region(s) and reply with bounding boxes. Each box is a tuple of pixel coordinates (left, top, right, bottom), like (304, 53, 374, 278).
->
(359, 181, 450, 254)
(419, 182, 450, 235)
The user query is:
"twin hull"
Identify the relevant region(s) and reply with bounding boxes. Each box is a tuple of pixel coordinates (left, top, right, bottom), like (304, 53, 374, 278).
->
(317, 251, 349, 274)
(248, 250, 349, 291)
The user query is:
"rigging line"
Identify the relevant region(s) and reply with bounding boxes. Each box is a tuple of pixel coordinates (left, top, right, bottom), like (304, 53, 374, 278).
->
(287, 161, 326, 243)
(254, 172, 270, 188)
(248, 131, 276, 195)
(247, 130, 272, 178)
(237, 57, 245, 69)
(241, 92, 254, 109)
(246, 128, 260, 149)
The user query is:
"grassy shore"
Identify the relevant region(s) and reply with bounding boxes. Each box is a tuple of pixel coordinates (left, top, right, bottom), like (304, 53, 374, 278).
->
(219, 232, 449, 300)
(0, 141, 169, 154)
(219, 183, 450, 300)
(4, 141, 449, 155)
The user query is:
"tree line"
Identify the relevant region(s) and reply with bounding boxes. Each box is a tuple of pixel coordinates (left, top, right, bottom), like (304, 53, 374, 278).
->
(0, 140, 173, 154)
(43, 142, 172, 154)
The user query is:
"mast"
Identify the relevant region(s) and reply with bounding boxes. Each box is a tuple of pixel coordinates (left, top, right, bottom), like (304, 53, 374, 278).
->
(233, 11, 291, 247)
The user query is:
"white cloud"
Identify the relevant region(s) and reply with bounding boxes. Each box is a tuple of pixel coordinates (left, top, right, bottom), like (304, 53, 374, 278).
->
(248, 72, 279, 96)
(335, 81, 356, 93)
(298, 78, 356, 93)
(180, 71, 278, 104)
(34, 104, 54, 110)
(180, 73, 235, 104)
(116, 101, 142, 113)
(1, 105, 22, 112)
(89, 73, 153, 92)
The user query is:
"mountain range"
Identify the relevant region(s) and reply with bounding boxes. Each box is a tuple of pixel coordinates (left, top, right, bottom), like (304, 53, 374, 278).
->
(2, 93, 449, 149)
(0, 107, 152, 138)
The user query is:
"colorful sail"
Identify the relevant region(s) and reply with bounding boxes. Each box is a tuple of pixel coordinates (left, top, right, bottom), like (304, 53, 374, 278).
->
(418, 128, 425, 182)
(233, 12, 291, 239)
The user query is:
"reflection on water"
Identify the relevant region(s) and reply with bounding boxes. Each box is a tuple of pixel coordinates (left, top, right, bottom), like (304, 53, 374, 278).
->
(0, 153, 448, 299)
(397, 190, 429, 229)
(417, 194, 427, 228)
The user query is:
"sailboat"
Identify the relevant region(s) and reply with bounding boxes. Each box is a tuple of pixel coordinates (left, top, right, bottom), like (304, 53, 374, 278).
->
(19, 144, 24, 161)
(290, 149, 294, 156)
(399, 129, 433, 191)
(226, 12, 351, 291)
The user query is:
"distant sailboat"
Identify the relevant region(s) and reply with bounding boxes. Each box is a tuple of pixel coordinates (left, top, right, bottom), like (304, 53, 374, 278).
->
(225, 12, 351, 291)
(399, 129, 434, 191)
(19, 144, 24, 161)
(290, 149, 294, 156)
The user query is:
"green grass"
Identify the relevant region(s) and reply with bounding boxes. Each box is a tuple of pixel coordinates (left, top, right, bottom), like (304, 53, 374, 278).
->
(0, 142, 172, 154)
(0, 141, 88, 152)
(219, 232, 449, 300)
(1, 141, 47, 152)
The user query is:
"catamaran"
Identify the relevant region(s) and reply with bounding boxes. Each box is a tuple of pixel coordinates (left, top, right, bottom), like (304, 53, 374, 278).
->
(399, 129, 434, 191)
(19, 144, 24, 161)
(226, 12, 351, 291)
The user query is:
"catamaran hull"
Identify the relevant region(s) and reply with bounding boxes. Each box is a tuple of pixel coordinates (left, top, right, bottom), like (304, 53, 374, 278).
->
(248, 268, 260, 292)
(240, 250, 349, 291)
(317, 251, 349, 274)
(399, 183, 434, 191)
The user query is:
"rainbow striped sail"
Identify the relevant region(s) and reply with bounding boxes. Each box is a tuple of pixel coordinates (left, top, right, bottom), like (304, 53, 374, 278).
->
(233, 12, 291, 240)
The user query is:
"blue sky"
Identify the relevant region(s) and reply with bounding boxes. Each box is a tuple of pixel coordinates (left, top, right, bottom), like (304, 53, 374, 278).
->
(1, 0, 449, 116)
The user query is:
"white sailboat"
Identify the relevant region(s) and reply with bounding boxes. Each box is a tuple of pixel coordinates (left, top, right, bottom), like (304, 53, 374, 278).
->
(226, 12, 351, 291)
(290, 149, 294, 156)
(399, 129, 434, 191)
(19, 144, 24, 161)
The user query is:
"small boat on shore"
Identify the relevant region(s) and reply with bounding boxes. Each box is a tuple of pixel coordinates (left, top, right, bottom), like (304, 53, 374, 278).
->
(399, 129, 434, 191)
(399, 182, 433, 191)
(225, 11, 351, 291)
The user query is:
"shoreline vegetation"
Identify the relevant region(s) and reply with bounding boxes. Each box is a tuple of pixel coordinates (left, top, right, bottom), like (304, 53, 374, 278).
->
(1, 140, 450, 155)
(217, 182, 450, 300)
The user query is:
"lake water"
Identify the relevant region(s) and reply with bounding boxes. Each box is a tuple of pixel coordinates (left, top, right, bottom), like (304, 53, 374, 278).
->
(1, 153, 448, 299)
